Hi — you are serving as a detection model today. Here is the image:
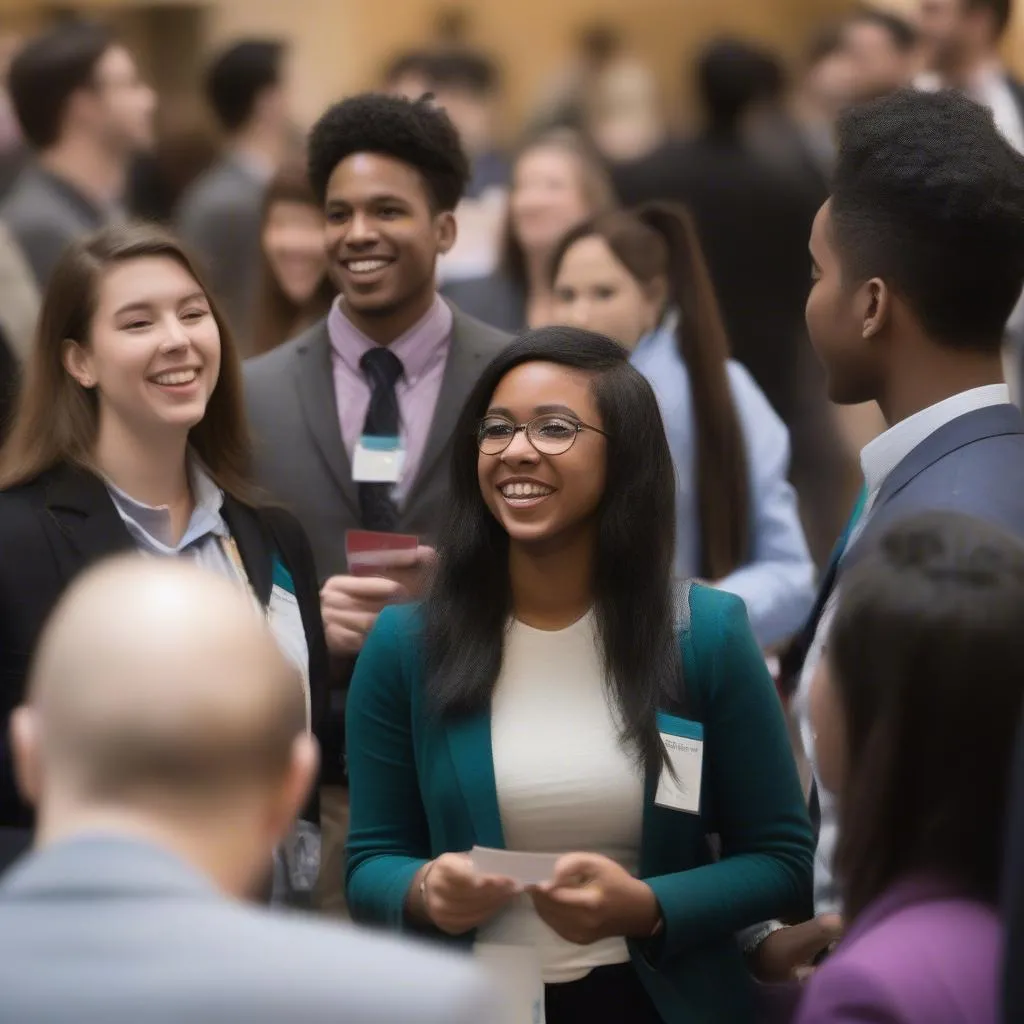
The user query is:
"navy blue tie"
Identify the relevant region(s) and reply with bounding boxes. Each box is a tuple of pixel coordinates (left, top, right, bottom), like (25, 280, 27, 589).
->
(358, 347, 404, 531)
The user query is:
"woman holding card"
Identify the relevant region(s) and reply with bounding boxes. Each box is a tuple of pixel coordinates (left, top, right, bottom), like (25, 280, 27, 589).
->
(344, 328, 813, 1022)
(0, 223, 329, 886)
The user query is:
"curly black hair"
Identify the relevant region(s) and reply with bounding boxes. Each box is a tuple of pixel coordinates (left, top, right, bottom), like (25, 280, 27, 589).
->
(832, 88, 1024, 350)
(307, 92, 470, 212)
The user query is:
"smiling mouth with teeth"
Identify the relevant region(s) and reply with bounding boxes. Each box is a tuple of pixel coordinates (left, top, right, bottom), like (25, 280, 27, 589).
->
(500, 482, 555, 499)
(151, 369, 199, 386)
(345, 258, 392, 274)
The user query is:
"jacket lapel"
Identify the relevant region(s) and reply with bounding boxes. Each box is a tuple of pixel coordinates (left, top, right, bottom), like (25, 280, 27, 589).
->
(444, 710, 505, 849)
(221, 498, 273, 606)
(872, 403, 1024, 510)
(404, 307, 493, 509)
(44, 464, 134, 568)
(293, 324, 360, 520)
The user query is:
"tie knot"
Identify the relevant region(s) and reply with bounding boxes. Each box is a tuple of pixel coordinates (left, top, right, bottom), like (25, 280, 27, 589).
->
(360, 347, 404, 389)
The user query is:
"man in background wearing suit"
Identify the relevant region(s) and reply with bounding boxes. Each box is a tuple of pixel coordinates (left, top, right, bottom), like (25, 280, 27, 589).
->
(177, 40, 293, 347)
(0, 556, 495, 1024)
(245, 93, 509, 914)
(0, 22, 155, 289)
(753, 87, 1024, 982)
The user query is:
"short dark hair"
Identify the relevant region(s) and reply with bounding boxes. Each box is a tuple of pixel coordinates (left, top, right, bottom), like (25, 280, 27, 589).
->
(307, 93, 470, 211)
(430, 50, 501, 97)
(831, 88, 1024, 350)
(968, 0, 1013, 37)
(831, 511, 1024, 921)
(382, 50, 435, 90)
(7, 21, 114, 150)
(204, 39, 284, 134)
(423, 328, 682, 777)
(696, 39, 786, 133)
(848, 6, 918, 51)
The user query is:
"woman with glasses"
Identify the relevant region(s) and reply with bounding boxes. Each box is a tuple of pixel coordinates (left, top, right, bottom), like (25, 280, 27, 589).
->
(343, 328, 813, 1023)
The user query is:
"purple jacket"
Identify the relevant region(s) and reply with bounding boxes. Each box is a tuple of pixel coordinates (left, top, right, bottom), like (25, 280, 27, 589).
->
(795, 876, 1001, 1024)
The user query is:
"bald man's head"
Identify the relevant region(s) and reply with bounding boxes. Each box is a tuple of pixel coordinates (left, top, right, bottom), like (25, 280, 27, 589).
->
(16, 556, 310, 812)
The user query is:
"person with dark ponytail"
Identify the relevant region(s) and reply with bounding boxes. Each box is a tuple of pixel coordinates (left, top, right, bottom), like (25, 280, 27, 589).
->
(551, 202, 814, 648)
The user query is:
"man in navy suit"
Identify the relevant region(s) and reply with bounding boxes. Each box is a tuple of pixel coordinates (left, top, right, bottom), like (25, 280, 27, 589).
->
(752, 87, 1024, 984)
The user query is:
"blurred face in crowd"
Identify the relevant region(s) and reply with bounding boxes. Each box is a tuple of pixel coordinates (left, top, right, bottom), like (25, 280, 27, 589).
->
(262, 198, 329, 306)
(806, 200, 887, 405)
(842, 20, 915, 101)
(553, 235, 666, 349)
(82, 44, 156, 154)
(433, 86, 495, 159)
(63, 256, 221, 441)
(511, 145, 593, 257)
(809, 650, 848, 796)
(918, 0, 991, 73)
(324, 152, 455, 320)
(478, 361, 607, 551)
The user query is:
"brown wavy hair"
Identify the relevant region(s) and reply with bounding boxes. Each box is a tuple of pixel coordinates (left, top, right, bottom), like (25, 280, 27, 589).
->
(0, 221, 254, 502)
(251, 162, 334, 355)
(551, 202, 750, 581)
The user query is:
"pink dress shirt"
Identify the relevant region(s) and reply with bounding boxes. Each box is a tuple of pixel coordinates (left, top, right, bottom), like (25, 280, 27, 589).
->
(327, 295, 452, 505)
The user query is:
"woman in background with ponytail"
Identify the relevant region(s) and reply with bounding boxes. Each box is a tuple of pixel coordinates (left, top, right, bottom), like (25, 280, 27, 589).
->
(551, 202, 813, 649)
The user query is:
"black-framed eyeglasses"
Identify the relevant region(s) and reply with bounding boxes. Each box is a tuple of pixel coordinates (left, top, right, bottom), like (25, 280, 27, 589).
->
(477, 413, 609, 456)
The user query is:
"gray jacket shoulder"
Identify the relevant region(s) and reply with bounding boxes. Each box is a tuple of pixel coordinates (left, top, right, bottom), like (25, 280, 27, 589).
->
(449, 301, 512, 358)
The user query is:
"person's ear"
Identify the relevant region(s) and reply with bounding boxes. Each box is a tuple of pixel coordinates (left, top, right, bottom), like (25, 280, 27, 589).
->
(859, 278, 890, 341)
(435, 210, 458, 257)
(266, 733, 320, 846)
(62, 340, 96, 389)
(10, 706, 43, 808)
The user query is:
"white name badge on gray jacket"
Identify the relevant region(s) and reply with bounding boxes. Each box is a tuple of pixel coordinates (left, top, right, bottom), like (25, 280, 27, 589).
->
(352, 434, 406, 483)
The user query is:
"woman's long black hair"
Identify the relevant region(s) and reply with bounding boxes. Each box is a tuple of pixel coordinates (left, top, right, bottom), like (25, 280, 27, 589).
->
(422, 327, 682, 775)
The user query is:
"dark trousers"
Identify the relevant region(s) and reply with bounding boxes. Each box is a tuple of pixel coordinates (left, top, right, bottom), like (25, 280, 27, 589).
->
(545, 964, 662, 1023)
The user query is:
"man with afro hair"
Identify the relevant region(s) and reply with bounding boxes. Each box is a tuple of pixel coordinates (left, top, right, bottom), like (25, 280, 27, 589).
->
(244, 92, 509, 914)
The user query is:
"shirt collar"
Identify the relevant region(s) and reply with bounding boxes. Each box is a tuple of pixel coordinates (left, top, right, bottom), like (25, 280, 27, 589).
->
(631, 309, 678, 361)
(327, 294, 453, 386)
(105, 453, 228, 551)
(860, 384, 1010, 499)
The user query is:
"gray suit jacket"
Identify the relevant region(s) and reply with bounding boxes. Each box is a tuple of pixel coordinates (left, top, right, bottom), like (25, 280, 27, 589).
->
(0, 164, 108, 287)
(847, 403, 1024, 566)
(176, 156, 267, 347)
(0, 835, 495, 1023)
(244, 305, 510, 581)
(244, 305, 509, 782)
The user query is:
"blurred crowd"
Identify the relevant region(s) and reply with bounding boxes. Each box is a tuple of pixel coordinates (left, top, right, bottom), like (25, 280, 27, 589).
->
(0, 2, 1023, 1023)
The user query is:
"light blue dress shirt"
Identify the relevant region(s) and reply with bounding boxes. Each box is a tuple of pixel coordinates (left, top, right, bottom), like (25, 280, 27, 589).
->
(630, 315, 815, 647)
(105, 456, 236, 575)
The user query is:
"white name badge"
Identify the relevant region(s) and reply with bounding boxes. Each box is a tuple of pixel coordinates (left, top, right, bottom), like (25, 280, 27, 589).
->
(473, 943, 545, 1024)
(352, 435, 405, 484)
(654, 712, 704, 815)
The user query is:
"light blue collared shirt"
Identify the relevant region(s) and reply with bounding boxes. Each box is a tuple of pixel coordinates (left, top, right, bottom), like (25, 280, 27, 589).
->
(104, 456, 236, 579)
(630, 314, 815, 648)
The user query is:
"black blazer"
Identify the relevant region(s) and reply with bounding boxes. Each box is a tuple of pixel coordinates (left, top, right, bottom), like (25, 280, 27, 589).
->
(0, 463, 330, 842)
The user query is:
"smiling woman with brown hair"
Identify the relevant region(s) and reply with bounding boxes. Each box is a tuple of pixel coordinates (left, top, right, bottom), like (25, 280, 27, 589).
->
(0, 222, 329, 880)
(250, 162, 335, 356)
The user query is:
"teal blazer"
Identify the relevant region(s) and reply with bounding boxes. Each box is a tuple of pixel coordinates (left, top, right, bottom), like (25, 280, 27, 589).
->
(345, 585, 813, 1023)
